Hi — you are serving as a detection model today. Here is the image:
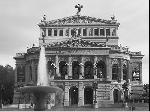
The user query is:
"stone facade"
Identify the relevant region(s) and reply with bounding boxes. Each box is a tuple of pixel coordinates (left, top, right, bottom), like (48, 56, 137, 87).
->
(13, 8, 144, 107)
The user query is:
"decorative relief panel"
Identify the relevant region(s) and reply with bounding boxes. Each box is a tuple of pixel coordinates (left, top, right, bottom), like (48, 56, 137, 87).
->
(58, 56, 68, 62)
(111, 58, 119, 65)
(83, 82, 92, 87)
(69, 82, 78, 88)
(71, 56, 80, 62)
(83, 56, 93, 63)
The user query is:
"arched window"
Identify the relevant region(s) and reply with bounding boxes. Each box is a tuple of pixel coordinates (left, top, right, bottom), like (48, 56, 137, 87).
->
(84, 61, 93, 79)
(72, 61, 80, 79)
(112, 64, 118, 80)
(123, 64, 127, 80)
(29, 66, 32, 81)
(96, 61, 106, 79)
(59, 61, 67, 79)
(47, 61, 56, 79)
(17, 66, 25, 82)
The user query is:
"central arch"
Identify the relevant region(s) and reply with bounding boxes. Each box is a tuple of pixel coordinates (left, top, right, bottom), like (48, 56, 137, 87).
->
(72, 61, 80, 79)
(69, 86, 78, 105)
(84, 87, 93, 105)
(59, 61, 67, 79)
(84, 61, 94, 79)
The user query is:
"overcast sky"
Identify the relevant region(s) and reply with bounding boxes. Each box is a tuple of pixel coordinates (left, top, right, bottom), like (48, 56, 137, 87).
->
(0, 0, 149, 83)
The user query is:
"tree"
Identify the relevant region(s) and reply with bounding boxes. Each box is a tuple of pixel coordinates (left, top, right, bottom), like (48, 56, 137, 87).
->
(0, 65, 15, 107)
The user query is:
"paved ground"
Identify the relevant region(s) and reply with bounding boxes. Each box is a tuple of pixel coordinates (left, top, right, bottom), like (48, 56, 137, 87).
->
(0, 103, 149, 111)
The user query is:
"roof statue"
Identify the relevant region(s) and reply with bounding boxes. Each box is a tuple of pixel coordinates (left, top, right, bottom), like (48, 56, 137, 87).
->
(75, 4, 83, 15)
(41, 15, 46, 22)
(111, 15, 115, 20)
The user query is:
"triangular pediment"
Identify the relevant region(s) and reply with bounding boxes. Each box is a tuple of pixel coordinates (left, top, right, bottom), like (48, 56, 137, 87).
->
(46, 38, 106, 48)
(39, 15, 119, 26)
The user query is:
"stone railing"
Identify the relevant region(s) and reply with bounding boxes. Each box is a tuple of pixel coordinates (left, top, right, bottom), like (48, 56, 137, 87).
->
(27, 47, 40, 54)
(16, 53, 26, 57)
(108, 45, 129, 53)
(129, 51, 142, 55)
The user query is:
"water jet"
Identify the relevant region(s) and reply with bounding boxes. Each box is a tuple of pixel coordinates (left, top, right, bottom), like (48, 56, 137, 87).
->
(18, 46, 62, 111)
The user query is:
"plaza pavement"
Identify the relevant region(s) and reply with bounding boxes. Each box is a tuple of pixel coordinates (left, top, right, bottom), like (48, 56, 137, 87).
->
(0, 103, 149, 111)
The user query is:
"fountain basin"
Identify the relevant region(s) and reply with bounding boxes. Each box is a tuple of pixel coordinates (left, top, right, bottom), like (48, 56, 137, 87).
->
(18, 86, 63, 111)
(19, 86, 62, 93)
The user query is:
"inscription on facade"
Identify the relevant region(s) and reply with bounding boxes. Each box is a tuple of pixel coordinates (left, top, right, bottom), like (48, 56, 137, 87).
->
(97, 84, 111, 100)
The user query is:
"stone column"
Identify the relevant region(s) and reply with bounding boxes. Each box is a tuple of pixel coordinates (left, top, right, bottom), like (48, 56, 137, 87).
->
(94, 56, 98, 79)
(78, 82, 84, 106)
(104, 28, 106, 36)
(52, 29, 54, 36)
(69, 29, 71, 37)
(63, 29, 65, 37)
(57, 29, 59, 36)
(81, 28, 83, 37)
(31, 61, 36, 83)
(87, 28, 90, 36)
(119, 59, 123, 82)
(106, 56, 111, 81)
(64, 82, 69, 106)
(139, 62, 142, 82)
(46, 28, 48, 37)
(15, 65, 18, 84)
(55, 55, 60, 77)
(80, 57, 84, 79)
(68, 57, 72, 79)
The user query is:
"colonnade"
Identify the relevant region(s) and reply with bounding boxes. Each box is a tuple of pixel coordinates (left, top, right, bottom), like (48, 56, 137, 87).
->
(40, 27, 117, 37)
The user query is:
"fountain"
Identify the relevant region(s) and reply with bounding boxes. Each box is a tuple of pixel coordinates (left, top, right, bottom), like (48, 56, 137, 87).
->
(18, 46, 62, 111)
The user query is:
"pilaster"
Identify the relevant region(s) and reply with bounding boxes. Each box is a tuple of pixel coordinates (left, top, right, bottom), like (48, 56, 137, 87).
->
(139, 62, 142, 82)
(94, 56, 98, 79)
(106, 56, 111, 81)
(68, 57, 72, 79)
(78, 82, 84, 106)
(52, 29, 54, 36)
(46, 28, 48, 37)
(64, 82, 69, 106)
(55, 55, 60, 77)
(80, 57, 84, 79)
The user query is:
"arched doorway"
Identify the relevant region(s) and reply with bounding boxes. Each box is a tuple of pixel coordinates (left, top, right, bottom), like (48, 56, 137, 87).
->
(113, 89, 120, 103)
(72, 61, 80, 79)
(59, 61, 67, 79)
(84, 87, 93, 104)
(112, 64, 119, 80)
(69, 86, 78, 105)
(96, 61, 106, 79)
(84, 61, 94, 79)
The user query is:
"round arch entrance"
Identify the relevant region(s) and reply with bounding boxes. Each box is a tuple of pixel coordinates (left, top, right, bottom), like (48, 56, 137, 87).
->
(69, 86, 78, 105)
(84, 87, 93, 105)
(113, 89, 121, 103)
